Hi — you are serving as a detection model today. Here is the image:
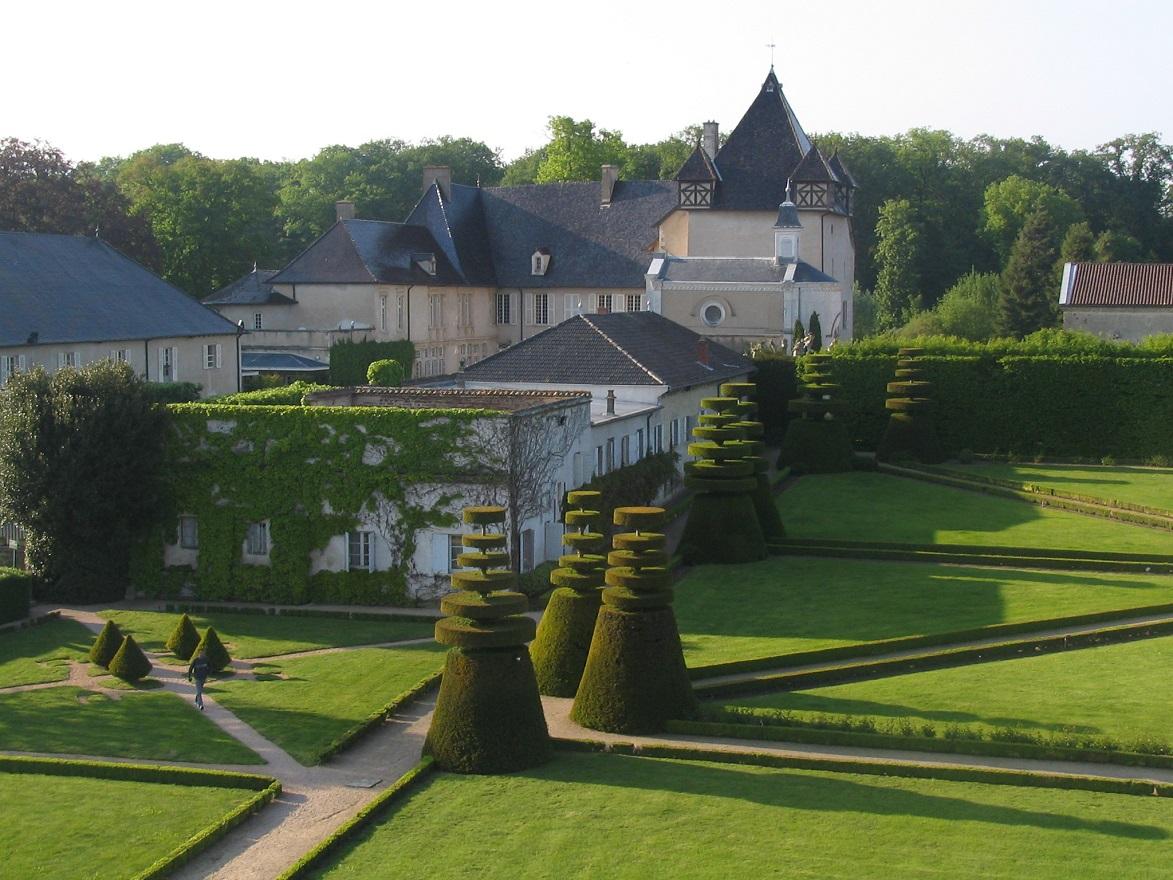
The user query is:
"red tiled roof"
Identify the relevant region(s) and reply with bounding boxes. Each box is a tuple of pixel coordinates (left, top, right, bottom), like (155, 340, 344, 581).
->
(1065, 262, 1173, 307)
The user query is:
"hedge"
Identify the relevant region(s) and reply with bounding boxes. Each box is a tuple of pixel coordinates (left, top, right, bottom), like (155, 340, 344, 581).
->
(317, 671, 441, 763)
(749, 352, 799, 442)
(329, 338, 415, 386)
(568, 452, 680, 534)
(211, 381, 334, 406)
(163, 601, 441, 624)
(0, 754, 276, 790)
(0, 567, 33, 624)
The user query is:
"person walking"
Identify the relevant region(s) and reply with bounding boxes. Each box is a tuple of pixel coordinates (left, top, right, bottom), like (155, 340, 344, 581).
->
(187, 649, 211, 711)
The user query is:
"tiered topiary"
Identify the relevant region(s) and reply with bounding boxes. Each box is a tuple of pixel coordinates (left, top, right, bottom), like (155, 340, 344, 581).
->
(678, 396, 767, 564)
(720, 382, 785, 540)
(193, 626, 232, 673)
(529, 490, 607, 697)
(425, 506, 551, 774)
(89, 620, 124, 668)
(877, 347, 945, 463)
(571, 506, 696, 734)
(165, 613, 201, 660)
(108, 635, 152, 682)
(778, 353, 854, 473)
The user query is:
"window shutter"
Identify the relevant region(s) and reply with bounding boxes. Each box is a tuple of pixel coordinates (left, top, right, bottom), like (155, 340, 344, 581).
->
(215, 344, 223, 369)
(17, 355, 26, 372)
(171, 347, 178, 381)
(524, 293, 534, 326)
(431, 532, 451, 574)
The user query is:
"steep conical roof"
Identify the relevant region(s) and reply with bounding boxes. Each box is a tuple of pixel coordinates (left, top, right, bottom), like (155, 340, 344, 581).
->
(674, 144, 721, 182)
(828, 151, 857, 188)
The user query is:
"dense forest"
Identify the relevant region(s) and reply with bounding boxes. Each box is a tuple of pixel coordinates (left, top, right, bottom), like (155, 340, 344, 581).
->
(2, 116, 1169, 339)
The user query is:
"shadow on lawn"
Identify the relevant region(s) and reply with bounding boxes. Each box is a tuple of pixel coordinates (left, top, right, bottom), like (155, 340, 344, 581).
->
(531, 753, 1166, 841)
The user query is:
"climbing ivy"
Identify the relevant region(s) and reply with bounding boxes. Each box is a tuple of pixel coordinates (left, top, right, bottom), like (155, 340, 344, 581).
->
(131, 403, 505, 605)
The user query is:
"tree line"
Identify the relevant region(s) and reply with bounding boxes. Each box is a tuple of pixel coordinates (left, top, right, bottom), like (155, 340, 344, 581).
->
(2, 119, 1169, 337)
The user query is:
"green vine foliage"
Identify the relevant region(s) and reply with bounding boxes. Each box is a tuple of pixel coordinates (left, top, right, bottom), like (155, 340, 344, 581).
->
(211, 382, 334, 406)
(329, 339, 416, 386)
(131, 403, 504, 605)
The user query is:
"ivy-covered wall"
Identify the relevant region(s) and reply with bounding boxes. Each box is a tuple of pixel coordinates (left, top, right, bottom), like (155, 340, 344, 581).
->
(131, 403, 502, 605)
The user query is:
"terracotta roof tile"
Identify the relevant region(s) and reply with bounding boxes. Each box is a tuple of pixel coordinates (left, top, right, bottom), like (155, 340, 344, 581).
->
(1065, 262, 1173, 307)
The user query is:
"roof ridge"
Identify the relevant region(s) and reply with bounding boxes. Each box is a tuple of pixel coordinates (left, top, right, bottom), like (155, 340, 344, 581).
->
(340, 220, 381, 283)
(581, 314, 665, 385)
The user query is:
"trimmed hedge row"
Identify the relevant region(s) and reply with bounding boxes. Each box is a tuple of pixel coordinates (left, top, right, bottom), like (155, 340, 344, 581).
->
(317, 671, 442, 763)
(162, 602, 441, 624)
(0, 567, 34, 624)
(553, 737, 1173, 797)
(328, 338, 415, 386)
(276, 759, 435, 880)
(687, 602, 1173, 680)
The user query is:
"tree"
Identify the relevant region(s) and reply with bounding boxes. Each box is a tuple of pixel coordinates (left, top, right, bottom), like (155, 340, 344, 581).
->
(998, 209, 1060, 338)
(535, 117, 628, 183)
(901, 271, 1000, 341)
(0, 361, 168, 601)
(807, 312, 823, 350)
(1094, 229, 1144, 262)
(873, 198, 923, 330)
(1059, 221, 1096, 263)
(982, 175, 1083, 263)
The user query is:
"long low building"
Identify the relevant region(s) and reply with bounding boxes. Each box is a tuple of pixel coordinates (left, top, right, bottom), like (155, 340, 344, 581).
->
(1059, 261, 1173, 342)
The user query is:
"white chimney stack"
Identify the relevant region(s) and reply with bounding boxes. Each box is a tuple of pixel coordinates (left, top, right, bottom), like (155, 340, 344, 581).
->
(702, 121, 719, 160)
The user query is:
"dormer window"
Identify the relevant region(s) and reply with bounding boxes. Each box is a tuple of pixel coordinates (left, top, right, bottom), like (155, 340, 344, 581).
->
(531, 249, 551, 276)
(412, 252, 437, 275)
(776, 234, 797, 261)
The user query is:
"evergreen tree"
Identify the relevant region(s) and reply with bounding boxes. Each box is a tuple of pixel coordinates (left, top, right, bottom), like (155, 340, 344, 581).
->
(808, 312, 823, 350)
(998, 209, 1060, 338)
(792, 318, 805, 346)
(89, 620, 124, 668)
(108, 635, 152, 681)
(165, 613, 201, 660)
(193, 626, 232, 672)
(1059, 221, 1096, 263)
(873, 198, 922, 330)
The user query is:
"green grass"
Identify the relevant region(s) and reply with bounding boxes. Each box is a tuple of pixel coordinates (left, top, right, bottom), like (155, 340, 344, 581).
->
(0, 687, 263, 763)
(0, 771, 257, 880)
(781, 471, 1173, 554)
(937, 462, 1173, 513)
(305, 751, 1171, 880)
(0, 619, 93, 687)
(99, 609, 434, 659)
(722, 636, 1173, 752)
(675, 555, 1173, 668)
(210, 644, 445, 765)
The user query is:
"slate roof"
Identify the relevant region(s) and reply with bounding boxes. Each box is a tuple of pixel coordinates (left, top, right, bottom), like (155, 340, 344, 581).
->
(405, 183, 497, 285)
(459, 311, 752, 389)
(306, 386, 590, 413)
(0, 232, 238, 347)
(204, 268, 294, 306)
(1061, 262, 1173, 307)
(241, 352, 328, 372)
(792, 146, 840, 183)
(828, 152, 857, 188)
(655, 257, 836, 284)
(674, 144, 721, 181)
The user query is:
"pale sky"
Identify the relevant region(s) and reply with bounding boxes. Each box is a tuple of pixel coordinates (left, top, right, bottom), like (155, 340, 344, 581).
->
(7, 0, 1171, 164)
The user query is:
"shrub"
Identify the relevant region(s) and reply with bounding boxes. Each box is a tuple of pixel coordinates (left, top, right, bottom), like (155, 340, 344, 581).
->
(141, 382, 202, 404)
(779, 354, 853, 473)
(329, 338, 415, 386)
(165, 613, 201, 660)
(0, 567, 33, 624)
(366, 359, 405, 386)
(108, 634, 152, 681)
(89, 620, 124, 667)
(193, 626, 232, 672)
(212, 381, 333, 406)
(749, 351, 800, 442)
(569, 451, 679, 533)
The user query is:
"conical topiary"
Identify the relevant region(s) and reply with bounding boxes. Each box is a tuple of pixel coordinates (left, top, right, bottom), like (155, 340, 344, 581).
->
(165, 613, 201, 660)
(720, 382, 785, 540)
(108, 634, 152, 682)
(778, 353, 854, 473)
(530, 490, 607, 697)
(678, 396, 767, 564)
(425, 505, 551, 774)
(877, 347, 944, 463)
(192, 626, 231, 673)
(808, 312, 823, 351)
(89, 620, 124, 668)
(571, 506, 697, 734)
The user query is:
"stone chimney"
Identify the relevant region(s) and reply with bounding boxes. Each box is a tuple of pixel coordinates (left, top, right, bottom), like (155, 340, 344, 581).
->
(335, 200, 355, 222)
(702, 121, 719, 160)
(422, 165, 452, 199)
(605, 389, 616, 415)
(601, 165, 620, 206)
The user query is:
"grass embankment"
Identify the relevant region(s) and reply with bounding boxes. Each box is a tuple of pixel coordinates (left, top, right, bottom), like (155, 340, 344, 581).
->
(720, 635, 1173, 754)
(0, 771, 259, 879)
(936, 462, 1173, 512)
(0, 619, 92, 687)
(0, 688, 262, 763)
(781, 472, 1172, 554)
(210, 645, 445, 765)
(100, 609, 435, 660)
(303, 751, 1171, 880)
(674, 556, 1173, 669)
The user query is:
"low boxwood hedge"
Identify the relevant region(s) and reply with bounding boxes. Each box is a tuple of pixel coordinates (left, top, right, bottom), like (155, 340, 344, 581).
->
(0, 568, 33, 625)
(316, 671, 441, 763)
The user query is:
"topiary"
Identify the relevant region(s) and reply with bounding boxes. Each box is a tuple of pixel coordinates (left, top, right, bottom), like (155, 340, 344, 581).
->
(89, 620, 124, 668)
(529, 490, 607, 696)
(571, 506, 696, 734)
(108, 634, 152, 682)
(165, 613, 201, 660)
(366, 359, 405, 387)
(778, 354, 854, 473)
(877, 347, 944, 463)
(720, 382, 785, 540)
(192, 626, 232, 673)
(425, 505, 551, 774)
(808, 312, 823, 351)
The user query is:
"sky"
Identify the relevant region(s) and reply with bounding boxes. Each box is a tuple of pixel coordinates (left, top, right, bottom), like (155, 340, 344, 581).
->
(7, 0, 1172, 165)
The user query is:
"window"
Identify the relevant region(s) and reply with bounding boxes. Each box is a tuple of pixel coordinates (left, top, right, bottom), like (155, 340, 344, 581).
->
(245, 521, 269, 556)
(204, 344, 222, 370)
(495, 292, 512, 325)
(458, 293, 473, 328)
(428, 294, 443, 329)
(397, 295, 405, 330)
(178, 516, 198, 550)
(254, 312, 263, 330)
(636, 428, 645, 460)
(533, 292, 550, 326)
(348, 531, 373, 572)
(160, 346, 177, 382)
(564, 294, 584, 321)
(701, 302, 725, 327)
(57, 351, 78, 370)
(620, 435, 630, 467)
(0, 355, 25, 386)
(596, 293, 613, 314)
(605, 437, 615, 473)
(626, 294, 642, 313)
(595, 445, 604, 477)
(653, 424, 664, 453)
(447, 534, 463, 572)
(670, 419, 680, 450)
(379, 296, 387, 331)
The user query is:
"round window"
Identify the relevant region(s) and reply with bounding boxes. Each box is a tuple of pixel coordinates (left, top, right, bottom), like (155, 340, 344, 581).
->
(701, 303, 725, 326)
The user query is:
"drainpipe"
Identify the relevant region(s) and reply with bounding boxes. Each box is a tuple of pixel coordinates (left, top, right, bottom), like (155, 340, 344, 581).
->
(143, 338, 151, 381)
(517, 288, 525, 343)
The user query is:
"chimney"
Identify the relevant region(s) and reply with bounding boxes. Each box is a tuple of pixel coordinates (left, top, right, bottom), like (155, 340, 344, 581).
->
(702, 121, 719, 160)
(696, 339, 711, 366)
(422, 165, 452, 199)
(335, 200, 355, 222)
(601, 165, 619, 206)
(605, 389, 616, 415)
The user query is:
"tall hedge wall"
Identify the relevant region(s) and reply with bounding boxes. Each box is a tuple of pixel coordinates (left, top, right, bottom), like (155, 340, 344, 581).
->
(329, 339, 416, 386)
(0, 568, 33, 624)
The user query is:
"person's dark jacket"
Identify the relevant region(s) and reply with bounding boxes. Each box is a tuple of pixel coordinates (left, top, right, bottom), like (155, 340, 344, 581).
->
(187, 655, 211, 683)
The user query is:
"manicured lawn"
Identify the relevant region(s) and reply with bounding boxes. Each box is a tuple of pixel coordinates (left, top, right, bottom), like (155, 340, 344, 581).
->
(781, 472, 1173, 554)
(210, 644, 445, 764)
(0, 771, 258, 880)
(306, 752, 1171, 880)
(100, 609, 435, 659)
(725, 635, 1173, 751)
(675, 555, 1173, 668)
(936, 462, 1173, 513)
(0, 619, 93, 687)
(0, 688, 263, 763)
